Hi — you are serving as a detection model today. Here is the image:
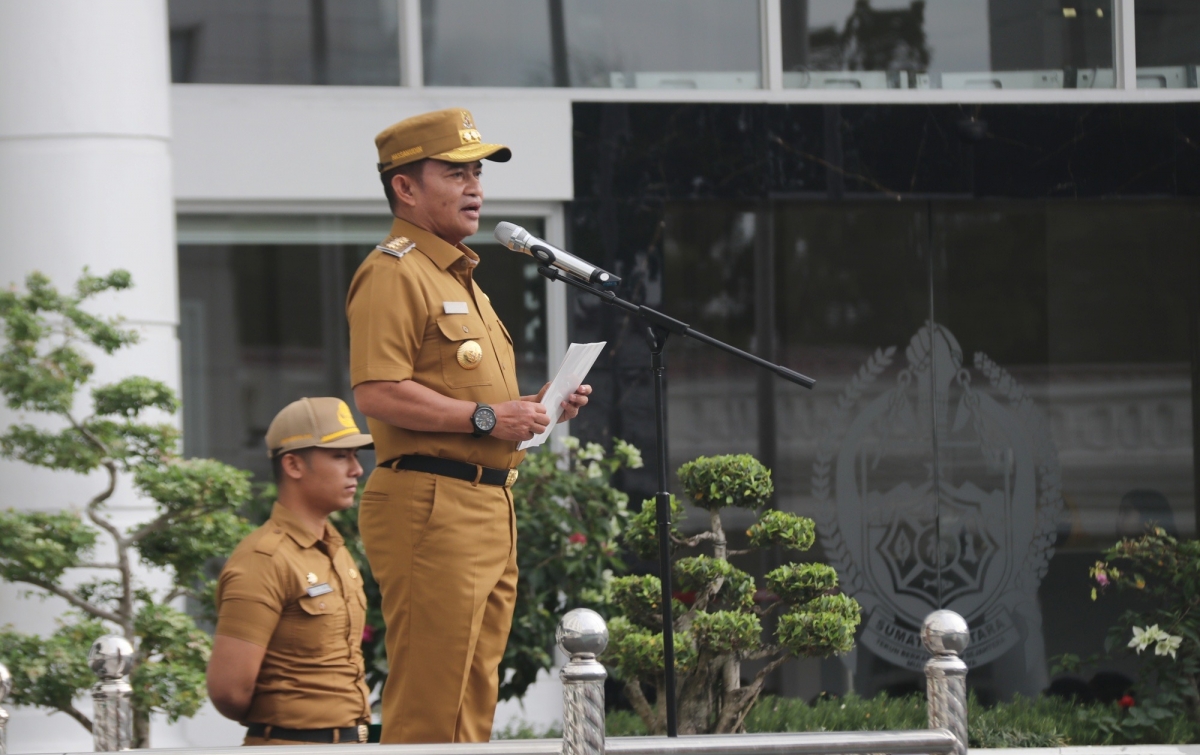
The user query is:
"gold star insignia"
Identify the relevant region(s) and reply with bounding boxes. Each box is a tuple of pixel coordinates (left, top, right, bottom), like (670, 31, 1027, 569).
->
(306, 572, 317, 585)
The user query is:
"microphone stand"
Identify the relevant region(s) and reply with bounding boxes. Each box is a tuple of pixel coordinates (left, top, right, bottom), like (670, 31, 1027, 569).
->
(536, 263, 814, 738)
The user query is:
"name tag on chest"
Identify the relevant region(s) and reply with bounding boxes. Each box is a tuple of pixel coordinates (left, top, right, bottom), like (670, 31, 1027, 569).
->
(443, 301, 469, 314)
(306, 583, 334, 597)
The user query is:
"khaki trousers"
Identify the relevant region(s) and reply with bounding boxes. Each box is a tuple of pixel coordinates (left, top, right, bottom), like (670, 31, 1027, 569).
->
(360, 467, 518, 743)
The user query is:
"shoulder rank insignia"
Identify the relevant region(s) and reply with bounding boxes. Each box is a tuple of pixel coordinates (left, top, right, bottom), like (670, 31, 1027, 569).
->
(377, 236, 416, 259)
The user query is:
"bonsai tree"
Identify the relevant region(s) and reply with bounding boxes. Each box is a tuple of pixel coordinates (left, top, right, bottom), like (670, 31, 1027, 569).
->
(0, 270, 253, 747)
(604, 454, 861, 734)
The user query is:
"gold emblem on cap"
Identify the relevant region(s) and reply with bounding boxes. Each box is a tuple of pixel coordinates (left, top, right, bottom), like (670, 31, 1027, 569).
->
(336, 402, 356, 429)
(456, 340, 483, 370)
(462, 111, 474, 129)
(306, 572, 318, 585)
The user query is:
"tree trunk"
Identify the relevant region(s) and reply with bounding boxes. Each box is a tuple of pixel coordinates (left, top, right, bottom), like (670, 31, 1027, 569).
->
(676, 661, 719, 734)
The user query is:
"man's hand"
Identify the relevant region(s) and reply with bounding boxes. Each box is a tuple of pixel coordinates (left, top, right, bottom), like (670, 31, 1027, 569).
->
(491, 399, 550, 441)
(528, 383, 591, 423)
(558, 384, 590, 421)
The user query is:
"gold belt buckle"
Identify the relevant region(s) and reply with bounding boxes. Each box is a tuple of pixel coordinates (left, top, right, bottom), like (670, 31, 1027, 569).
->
(505, 469, 519, 487)
(358, 724, 368, 743)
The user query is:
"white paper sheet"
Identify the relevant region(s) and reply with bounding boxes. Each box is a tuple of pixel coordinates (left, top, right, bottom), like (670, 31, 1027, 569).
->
(518, 341, 606, 450)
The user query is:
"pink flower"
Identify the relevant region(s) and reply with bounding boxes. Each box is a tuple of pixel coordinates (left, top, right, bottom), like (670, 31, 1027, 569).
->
(362, 625, 376, 643)
(1096, 572, 1110, 587)
(568, 532, 588, 545)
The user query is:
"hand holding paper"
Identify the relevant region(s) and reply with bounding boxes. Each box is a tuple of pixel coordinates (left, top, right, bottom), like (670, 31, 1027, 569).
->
(518, 342, 606, 450)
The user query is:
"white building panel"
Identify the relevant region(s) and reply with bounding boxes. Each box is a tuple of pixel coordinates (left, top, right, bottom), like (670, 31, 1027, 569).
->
(172, 86, 574, 204)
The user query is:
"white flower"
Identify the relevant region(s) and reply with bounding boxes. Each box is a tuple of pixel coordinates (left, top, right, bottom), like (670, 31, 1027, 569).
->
(613, 438, 645, 469)
(586, 460, 602, 479)
(561, 435, 580, 451)
(1156, 633, 1183, 659)
(579, 442, 605, 462)
(1129, 625, 1166, 654)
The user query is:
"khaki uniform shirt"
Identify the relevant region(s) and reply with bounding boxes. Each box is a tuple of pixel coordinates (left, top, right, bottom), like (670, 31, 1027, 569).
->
(346, 217, 524, 470)
(215, 503, 371, 729)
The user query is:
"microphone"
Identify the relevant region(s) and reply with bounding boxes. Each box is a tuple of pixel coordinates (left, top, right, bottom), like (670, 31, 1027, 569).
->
(494, 222, 621, 289)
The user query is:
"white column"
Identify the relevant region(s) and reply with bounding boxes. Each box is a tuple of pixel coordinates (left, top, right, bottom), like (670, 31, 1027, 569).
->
(399, 0, 424, 87)
(0, 2, 179, 751)
(761, 0, 784, 91)
(1112, 0, 1138, 90)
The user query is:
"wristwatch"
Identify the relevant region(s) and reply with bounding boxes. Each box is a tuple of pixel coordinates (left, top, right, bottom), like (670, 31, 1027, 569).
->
(471, 403, 497, 437)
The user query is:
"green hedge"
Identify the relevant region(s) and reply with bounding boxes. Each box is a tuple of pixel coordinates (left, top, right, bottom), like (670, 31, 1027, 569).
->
(499, 693, 1199, 745)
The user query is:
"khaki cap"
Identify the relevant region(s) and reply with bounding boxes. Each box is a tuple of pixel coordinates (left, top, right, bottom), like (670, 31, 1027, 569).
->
(375, 108, 512, 172)
(265, 397, 374, 458)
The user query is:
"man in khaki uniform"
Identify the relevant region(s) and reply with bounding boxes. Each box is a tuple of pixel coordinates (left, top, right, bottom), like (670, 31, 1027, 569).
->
(207, 397, 374, 745)
(347, 108, 589, 743)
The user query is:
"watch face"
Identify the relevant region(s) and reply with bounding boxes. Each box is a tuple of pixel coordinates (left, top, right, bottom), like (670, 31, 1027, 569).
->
(475, 406, 497, 432)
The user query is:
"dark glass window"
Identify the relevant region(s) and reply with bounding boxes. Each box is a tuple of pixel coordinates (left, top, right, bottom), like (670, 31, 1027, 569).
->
(1135, 0, 1200, 88)
(781, 0, 1114, 89)
(644, 197, 1198, 701)
(168, 0, 400, 85)
(422, 0, 761, 89)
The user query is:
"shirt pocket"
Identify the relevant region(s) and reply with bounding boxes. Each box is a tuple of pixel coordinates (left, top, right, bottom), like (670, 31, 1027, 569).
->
(436, 314, 492, 389)
(289, 593, 349, 655)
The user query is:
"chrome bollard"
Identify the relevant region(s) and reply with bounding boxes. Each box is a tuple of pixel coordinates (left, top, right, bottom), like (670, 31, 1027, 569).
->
(1, 661, 11, 755)
(557, 609, 608, 755)
(922, 610, 969, 755)
(88, 635, 134, 752)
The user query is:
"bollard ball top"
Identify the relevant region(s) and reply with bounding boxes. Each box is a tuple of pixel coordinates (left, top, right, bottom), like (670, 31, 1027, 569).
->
(922, 610, 970, 655)
(88, 635, 135, 680)
(556, 608, 608, 657)
(0, 661, 11, 702)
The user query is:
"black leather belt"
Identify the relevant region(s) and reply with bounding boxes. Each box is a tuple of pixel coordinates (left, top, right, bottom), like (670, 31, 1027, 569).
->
(379, 454, 519, 487)
(246, 723, 368, 743)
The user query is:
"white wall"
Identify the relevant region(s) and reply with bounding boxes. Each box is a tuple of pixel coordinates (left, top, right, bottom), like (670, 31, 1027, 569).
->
(172, 86, 574, 206)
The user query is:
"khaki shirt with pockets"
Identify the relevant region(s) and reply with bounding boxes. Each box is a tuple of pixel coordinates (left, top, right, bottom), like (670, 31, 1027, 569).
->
(215, 503, 371, 730)
(346, 217, 524, 470)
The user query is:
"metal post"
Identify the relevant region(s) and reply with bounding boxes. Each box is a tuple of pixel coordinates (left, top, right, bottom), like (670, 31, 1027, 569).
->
(922, 610, 969, 755)
(88, 636, 134, 752)
(557, 609, 608, 755)
(1, 662, 12, 755)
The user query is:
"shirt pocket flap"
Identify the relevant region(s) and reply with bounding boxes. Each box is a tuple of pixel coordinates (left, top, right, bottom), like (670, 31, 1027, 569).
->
(298, 595, 338, 616)
(436, 314, 486, 342)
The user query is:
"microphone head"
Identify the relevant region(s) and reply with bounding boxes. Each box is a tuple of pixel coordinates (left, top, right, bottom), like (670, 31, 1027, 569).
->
(493, 221, 520, 249)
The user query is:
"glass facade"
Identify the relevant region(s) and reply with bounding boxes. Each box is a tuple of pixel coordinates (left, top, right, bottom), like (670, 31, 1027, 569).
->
(165, 0, 1197, 90)
(422, 0, 761, 88)
(569, 102, 1200, 701)
(781, 0, 1115, 89)
(168, 0, 400, 85)
(1135, 0, 1200, 88)
(177, 215, 548, 480)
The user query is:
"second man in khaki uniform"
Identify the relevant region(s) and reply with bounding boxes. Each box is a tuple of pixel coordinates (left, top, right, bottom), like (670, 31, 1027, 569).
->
(207, 397, 374, 745)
